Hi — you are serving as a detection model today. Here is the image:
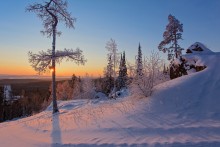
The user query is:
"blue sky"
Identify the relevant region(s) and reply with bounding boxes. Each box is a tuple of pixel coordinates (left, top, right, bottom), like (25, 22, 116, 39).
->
(0, 0, 220, 76)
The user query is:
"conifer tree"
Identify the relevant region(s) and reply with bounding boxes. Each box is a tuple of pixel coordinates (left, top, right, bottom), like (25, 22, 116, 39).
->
(70, 74, 78, 89)
(117, 51, 128, 90)
(116, 53, 127, 90)
(106, 56, 114, 78)
(78, 76, 83, 94)
(117, 54, 124, 90)
(136, 43, 143, 80)
(104, 56, 114, 94)
(105, 39, 120, 97)
(122, 51, 128, 87)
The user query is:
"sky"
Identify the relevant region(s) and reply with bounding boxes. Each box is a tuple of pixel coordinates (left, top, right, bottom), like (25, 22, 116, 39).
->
(0, 0, 220, 77)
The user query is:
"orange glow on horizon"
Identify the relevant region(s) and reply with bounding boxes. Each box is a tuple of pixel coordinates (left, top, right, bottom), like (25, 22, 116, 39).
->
(0, 65, 104, 78)
(0, 56, 105, 78)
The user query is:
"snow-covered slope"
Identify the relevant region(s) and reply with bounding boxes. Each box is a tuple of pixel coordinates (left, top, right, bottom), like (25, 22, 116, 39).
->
(151, 52, 220, 117)
(0, 52, 220, 147)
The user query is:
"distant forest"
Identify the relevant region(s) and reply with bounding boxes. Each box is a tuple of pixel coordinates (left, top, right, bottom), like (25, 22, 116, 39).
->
(0, 79, 51, 122)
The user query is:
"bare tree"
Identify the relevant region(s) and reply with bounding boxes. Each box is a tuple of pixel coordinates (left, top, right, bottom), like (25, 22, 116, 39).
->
(144, 51, 163, 87)
(26, 0, 86, 113)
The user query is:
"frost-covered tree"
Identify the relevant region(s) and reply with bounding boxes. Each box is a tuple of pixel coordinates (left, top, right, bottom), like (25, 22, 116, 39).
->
(136, 43, 143, 80)
(69, 74, 83, 98)
(144, 51, 164, 87)
(78, 74, 96, 99)
(26, 0, 86, 113)
(132, 51, 164, 97)
(82, 74, 94, 94)
(94, 76, 103, 92)
(117, 54, 123, 90)
(122, 52, 128, 81)
(103, 56, 114, 94)
(105, 56, 114, 79)
(70, 74, 78, 89)
(56, 81, 73, 100)
(158, 14, 183, 60)
(105, 38, 120, 97)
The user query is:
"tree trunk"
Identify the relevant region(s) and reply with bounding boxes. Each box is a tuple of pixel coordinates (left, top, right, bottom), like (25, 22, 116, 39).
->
(52, 26, 59, 113)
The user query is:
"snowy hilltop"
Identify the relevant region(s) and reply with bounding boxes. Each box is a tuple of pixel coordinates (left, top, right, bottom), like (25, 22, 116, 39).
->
(0, 44, 220, 147)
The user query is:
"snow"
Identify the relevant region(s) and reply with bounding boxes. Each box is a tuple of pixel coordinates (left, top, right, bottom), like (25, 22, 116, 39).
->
(187, 42, 214, 54)
(1, 51, 220, 146)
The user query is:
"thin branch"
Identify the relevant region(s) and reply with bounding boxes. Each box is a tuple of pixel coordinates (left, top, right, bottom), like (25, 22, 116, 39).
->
(26, 0, 76, 37)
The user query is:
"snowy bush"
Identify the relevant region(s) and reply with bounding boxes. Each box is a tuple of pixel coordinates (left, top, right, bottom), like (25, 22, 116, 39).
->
(144, 51, 167, 86)
(132, 50, 167, 97)
(131, 77, 153, 97)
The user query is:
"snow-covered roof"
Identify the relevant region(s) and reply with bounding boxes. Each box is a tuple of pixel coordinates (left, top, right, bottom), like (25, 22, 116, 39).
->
(186, 42, 213, 54)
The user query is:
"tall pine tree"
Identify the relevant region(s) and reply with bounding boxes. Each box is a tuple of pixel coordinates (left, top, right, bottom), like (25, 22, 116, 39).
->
(158, 14, 186, 79)
(104, 55, 114, 94)
(158, 14, 183, 60)
(117, 51, 128, 90)
(122, 51, 128, 87)
(136, 43, 143, 80)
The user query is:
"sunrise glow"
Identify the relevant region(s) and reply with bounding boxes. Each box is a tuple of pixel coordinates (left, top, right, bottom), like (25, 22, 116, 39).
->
(0, 0, 220, 78)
